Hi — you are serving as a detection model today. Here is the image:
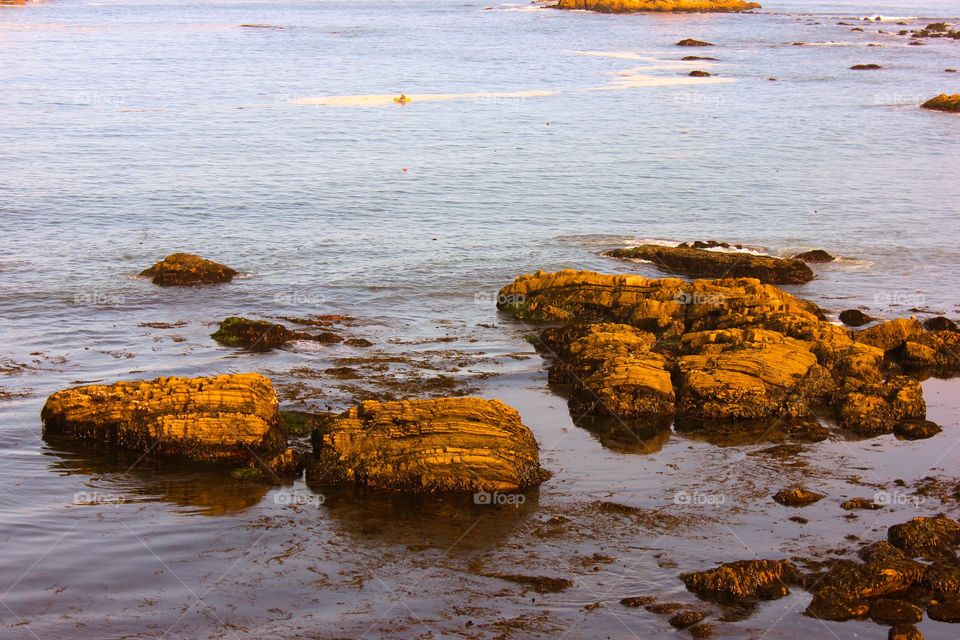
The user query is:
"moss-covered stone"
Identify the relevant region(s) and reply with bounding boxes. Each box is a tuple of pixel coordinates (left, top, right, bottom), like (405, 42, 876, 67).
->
(922, 94, 960, 113)
(140, 253, 237, 286)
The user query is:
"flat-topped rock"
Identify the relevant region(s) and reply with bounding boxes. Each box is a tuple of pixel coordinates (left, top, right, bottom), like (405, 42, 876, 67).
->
(606, 245, 814, 284)
(41, 373, 285, 464)
(307, 397, 547, 492)
(140, 253, 237, 286)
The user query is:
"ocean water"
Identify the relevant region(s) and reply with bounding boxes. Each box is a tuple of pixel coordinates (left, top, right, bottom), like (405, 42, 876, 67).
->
(1, 0, 959, 638)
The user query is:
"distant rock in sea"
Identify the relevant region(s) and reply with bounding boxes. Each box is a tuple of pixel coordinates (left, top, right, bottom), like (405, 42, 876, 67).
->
(554, 0, 758, 14)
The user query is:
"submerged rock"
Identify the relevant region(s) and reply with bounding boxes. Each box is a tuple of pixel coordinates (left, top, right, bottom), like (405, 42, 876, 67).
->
(689, 70, 712, 77)
(682, 55, 718, 60)
(606, 245, 814, 284)
(211, 317, 340, 352)
(894, 419, 942, 440)
(922, 94, 960, 113)
(773, 487, 825, 507)
(889, 625, 924, 640)
(680, 559, 801, 601)
(41, 373, 286, 465)
(555, 0, 758, 12)
(677, 38, 716, 46)
(307, 397, 547, 492)
(842, 497, 883, 510)
(140, 253, 237, 286)
(839, 309, 873, 327)
(669, 610, 706, 628)
(851, 63, 883, 70)
(792, 249, 835, 263)
(888, 515, 960, 559)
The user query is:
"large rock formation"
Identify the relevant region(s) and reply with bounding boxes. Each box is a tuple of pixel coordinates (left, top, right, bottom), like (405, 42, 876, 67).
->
(498, 270, 938, 440)
(605, 245, 813, 284)
(307, 397, 547, 492)
(41, 373, 287, 465)
(140, 253, 237, 286)
(922, 94, 960, 113)
(553, 0, 759, 13)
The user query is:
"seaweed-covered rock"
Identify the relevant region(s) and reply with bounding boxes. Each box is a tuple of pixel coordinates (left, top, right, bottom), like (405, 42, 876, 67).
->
(793, 249, 835, 263)
(606, 245, 814, 284)
(889, 625, 924, 640)
(895, 419, 942, 440)
(555, 0, 758, 12)
(689, 70, 712, 77)
(140, 253, 237, 286)
(680, 559, 801, 601)
(669, 610, 706, 629)
(922, 94, 960, 113)
(306, 397, 546, 492)
(806, 556, 926, 620)
(773, 486, 825, 507)
(41, 373, 286, 464)
(921, 560, 960, 596)
(211, 317, 339, 352)
(888, 516, 960, 559)
(836, 377, 925, 436)
(842, 497, 883, 510)
(927, 598, 960, 622)
(840, 309, 873, 327)
(869, 599, 923, 625)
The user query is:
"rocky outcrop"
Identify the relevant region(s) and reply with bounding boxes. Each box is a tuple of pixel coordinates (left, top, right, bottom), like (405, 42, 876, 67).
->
(922, 94, 960, 113)
(680, 559, 802, 601)
(606, 245, 814, 284)
(792, 249, 835, 263)
(307, 397, 547, 492)
(211, 317, 341, 352)
(839, 309, 873, 327)
(498, 270, 942, 440)
(140, 253, 237, 286)
(41, 373, 287, 466)
(554, 0, 758, 13)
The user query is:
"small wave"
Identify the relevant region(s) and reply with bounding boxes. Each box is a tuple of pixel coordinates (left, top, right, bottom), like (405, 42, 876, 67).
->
(569, 51, 661, 62)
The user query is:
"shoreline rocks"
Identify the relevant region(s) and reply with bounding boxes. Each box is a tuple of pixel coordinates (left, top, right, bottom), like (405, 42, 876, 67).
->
(553, 0, 758, 14)
(307, 397, 548, 492)
(140, 253, 237, 286)
(605, 245, 814, 284)
(792, 249, 835, 263)
(497, 269, 944, 440)
(41, 373, 288, 467)
(922, 94, 960, 113)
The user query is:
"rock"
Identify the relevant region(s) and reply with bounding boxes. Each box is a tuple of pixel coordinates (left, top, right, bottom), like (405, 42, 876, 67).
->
(889, 625, 924, 640)
(619, 595, 656, 607)
(554, 0, 759, 12)
(211, 317, 335, 352)
(806, 587, 870, 620)
(854, 318, 924, 353)
(894, 419, 942, 440)
(806, 554, 926, 621)
(680, 559, 801, 601)
(923, 316, 957, 332)
(888, 516, 960, 559)
(921, 561, 960, 596)
(689, 70, 711, 77)
(842, 497, 883, 510)
(773, 487, 825, 506)
(839, 309, 873, 327)
(606, 245, 814, 284)
(869, 599, 923, 625)
(483, 573, 571, 593)
(682, 56, 718, 60)
(928, 598, 960, 622)
(836, 377, 925, 436)
(792, 249, 835, 263)
(689, 625, 715, 638)
(539, 323, 674, 428)
(669, 610, 706, 628)
(344, 337, 373, 347)
(139, 253, 237, 286)
(922, 94, 960, 113)
(677, 38, 716, 46)
(851, 64, 883, 70)
(306, 397, 547, 492)
(41, 373, 287, 465)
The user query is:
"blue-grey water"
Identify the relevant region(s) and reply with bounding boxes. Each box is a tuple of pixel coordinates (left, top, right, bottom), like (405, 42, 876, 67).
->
(1, 0, 959, 638)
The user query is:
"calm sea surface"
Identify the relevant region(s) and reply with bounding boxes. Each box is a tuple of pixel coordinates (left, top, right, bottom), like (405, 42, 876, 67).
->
(1, 0, 959, 638)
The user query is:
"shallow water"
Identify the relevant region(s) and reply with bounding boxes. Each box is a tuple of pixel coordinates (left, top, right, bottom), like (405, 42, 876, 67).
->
(1, 0, 960, 638)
